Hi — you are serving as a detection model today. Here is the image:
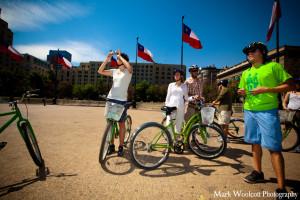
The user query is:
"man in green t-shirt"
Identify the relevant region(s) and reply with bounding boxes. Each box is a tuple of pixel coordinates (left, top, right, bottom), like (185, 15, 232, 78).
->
(238, 42, 293, 196)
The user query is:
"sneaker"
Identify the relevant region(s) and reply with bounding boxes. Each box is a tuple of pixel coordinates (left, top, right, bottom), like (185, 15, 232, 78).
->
(107, 144, 115, 155)
(243, 170, 264, 184)
(117, 146, 124, 157)
(275, 188, 289, 200)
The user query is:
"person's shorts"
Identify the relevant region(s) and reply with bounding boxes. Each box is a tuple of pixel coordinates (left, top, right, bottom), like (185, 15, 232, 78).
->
(107, 98, 128, 122)
(244, 109, 282, 152)
(218, 110, 231, 125)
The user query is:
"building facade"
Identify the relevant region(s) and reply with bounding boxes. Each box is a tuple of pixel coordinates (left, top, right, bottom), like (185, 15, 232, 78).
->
(57, 62, 186, 86)
(198, 65, 221, 86)
(0, 18, 14, 69)
(21, 54, 50, 77)
(217, 45, 300, 81)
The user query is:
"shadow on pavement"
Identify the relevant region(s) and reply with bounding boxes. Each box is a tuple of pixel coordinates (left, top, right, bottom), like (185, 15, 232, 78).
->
(224, 147, 253, 175)
(139, 147, 253, 178)
(139, 156, 214, 178)
(0, 171, 78, 197)
(267, 178, 300, 196)
(100, 151, 136, 175)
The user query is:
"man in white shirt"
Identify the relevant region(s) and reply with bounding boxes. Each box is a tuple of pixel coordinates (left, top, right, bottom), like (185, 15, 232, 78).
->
(98, 50, 132, 156)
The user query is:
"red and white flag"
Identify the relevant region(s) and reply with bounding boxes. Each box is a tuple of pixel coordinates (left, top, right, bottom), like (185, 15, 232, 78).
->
(138, 43, 154, 63)
(266, 0, 281, 42)
(0, 43, 24, 61)
(58, 53, 72, 69)
(110, 56, 118, 68)
(182, 23, 202, 49)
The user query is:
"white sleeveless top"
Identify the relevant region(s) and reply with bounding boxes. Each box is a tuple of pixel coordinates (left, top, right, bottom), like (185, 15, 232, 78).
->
(287, 92, 300, 110)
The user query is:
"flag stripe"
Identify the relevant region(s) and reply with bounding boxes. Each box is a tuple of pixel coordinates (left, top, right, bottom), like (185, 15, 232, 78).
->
(182, 23, 202, 49)
(137, 43, 154, 62)
(266, 0, 281, 42)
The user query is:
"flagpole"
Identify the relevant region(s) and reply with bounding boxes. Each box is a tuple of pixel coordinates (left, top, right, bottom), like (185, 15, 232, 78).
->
(133, 37, 138, 109)
(181, 16, 184, 71)
(53, 49, 59, 105)
(276, 0, 280, 63)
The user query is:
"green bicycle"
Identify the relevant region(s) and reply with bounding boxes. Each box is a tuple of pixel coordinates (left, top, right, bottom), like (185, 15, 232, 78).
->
(280, 109, 300, 151)
(130, 104, 226, 170)
(0, 90, 44, 168)
(99, 100, 133, 166)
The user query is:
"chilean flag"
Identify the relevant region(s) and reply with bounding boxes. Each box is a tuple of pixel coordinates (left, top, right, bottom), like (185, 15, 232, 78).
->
(0, 43, 24, 61)
(266, 0, 281, 42)
(182, 23, 202, 49)
(58, 53, 72, 69)
(138, 43, 154, 63)
(110, 56, 118, 68)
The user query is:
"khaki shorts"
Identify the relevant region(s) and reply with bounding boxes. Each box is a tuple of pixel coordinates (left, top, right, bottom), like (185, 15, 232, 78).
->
(218, 110, 231, 125)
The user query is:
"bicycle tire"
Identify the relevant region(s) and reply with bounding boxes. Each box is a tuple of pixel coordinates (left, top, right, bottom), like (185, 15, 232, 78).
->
(281, 122, 300, 152)
(188, 123, 227, 159)
(124, 115, 132, 146)
(227, 118, 245, 139)
(130, 122, 172, 170)
(99, 121, 113, 165)
(19, 120, 44, 167)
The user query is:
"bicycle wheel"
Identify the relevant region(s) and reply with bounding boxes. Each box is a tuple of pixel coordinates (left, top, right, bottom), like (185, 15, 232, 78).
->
(188, 123, 227, 159)
(228, 118, 245, 139)
(99, 121, 113, 165)
(19, 120, 44, 167)
(130, 122, 172, 170)
(124, 115, 132, 146)
(281, 122, 300, 151)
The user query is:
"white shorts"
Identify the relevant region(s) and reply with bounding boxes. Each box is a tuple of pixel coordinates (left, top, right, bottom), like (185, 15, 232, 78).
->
(218, 110, 231, 125)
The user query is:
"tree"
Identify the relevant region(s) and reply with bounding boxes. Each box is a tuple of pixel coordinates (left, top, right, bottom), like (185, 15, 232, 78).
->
(202, 83, 218, 102)
(0, 67, 30, 97)
(58, 81, 73, 98)
(135, 80, 150, 101)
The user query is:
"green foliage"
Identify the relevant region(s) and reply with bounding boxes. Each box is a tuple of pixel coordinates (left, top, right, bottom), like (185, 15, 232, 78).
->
(202, 83, 218, 102)
(0, 67, 30, 97)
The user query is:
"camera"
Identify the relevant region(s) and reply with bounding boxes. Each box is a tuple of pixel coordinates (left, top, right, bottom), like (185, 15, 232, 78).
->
(110, 50, 118, 55)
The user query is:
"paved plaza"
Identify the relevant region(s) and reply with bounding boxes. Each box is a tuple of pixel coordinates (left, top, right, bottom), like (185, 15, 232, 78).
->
(0, 104, 299, 200)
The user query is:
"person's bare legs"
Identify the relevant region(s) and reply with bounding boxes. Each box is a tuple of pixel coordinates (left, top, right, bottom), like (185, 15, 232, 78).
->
(270, 151, 285, 189)
(221, 124, 229, 138)
(252, 144, 263, 172)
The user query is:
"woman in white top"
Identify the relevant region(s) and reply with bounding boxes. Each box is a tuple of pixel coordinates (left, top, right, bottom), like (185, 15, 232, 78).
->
(283, 80, 300, 111)
(98, 49, 132, 156)
(165, 69, 193, 133)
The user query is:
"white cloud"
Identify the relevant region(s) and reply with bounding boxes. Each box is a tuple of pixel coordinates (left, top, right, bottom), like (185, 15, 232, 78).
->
(0, 1, 89, 31)
(15, 41, 106, 65)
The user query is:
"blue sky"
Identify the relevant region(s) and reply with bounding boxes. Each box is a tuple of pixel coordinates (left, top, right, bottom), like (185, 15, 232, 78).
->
(1, 0, 300, 70)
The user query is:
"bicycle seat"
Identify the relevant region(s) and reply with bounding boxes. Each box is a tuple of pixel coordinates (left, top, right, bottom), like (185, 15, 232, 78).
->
(161, 106, 177, 115)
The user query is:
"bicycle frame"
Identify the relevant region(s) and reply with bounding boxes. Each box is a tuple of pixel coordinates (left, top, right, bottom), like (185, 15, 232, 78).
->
(0, 104, 25, 135)
(150, 112, 204, 150)
(107, 119, 119, 142)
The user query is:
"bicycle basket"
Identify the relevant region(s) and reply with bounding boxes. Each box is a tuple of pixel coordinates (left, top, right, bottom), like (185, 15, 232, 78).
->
(279, 110, 295, 122)
(201, 106, 215, 124)
(104, 102, 125, 121)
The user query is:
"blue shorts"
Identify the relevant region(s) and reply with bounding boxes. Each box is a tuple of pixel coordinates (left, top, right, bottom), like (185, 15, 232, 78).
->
(244, 109, 282, 152)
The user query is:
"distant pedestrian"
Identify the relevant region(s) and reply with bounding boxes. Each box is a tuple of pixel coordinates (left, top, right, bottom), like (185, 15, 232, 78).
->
(42, 97, 46, 106)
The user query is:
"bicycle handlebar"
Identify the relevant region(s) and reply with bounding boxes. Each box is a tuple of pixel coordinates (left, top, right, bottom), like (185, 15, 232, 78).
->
(20, 89, 40, 102)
